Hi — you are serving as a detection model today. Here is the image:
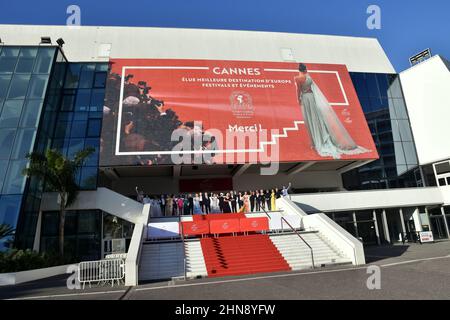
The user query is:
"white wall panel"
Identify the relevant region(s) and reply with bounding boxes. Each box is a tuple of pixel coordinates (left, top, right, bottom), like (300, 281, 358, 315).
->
(0, 24, 395, 73)
(400, 56, 450, 165)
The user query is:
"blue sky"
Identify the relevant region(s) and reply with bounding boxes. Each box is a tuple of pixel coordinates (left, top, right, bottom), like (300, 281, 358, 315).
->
(0, 0, 448, 72)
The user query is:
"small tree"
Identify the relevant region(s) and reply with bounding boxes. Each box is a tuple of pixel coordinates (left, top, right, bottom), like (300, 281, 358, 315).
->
(23, 148, 94, 256)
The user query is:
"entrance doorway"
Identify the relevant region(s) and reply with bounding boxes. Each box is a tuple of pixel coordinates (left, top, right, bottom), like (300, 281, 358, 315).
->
(430, 215, 448, 240)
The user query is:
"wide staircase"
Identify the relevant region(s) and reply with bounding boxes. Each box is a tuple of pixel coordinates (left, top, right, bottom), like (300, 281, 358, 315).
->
(200, 234, 291, 277)
(139, 240, 208, 281)
(270, 232, 352, 270)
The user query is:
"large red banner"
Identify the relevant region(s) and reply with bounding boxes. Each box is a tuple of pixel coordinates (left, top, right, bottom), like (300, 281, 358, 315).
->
(239, 217, 269, 233)
(181, 221, 210, 236)
(100, 59, 378, 166)
(209, 219, 240, 234)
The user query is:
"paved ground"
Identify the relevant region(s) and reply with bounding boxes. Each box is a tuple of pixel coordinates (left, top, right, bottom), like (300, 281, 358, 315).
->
(1, 241, 450, 300)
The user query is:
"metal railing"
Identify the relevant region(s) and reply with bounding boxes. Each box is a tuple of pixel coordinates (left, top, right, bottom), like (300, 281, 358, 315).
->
(78, 258, 125, 289)
(281, 217, 315, 269)
(179, 215, 187, 280)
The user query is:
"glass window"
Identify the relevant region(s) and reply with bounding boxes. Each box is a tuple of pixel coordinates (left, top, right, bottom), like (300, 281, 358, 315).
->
(396, 165, 408, 176)
(78, 64, 95, 88)
(0, 128, 16, 159)
(68, 139, 84, 159)
(27, 75, 49, 99)
(0, 74, 12, 99)
(15, 48, 38, 74)
(87, 119, 101, 137)
(403, 142, 418, 165)
(75, 89, 91, 111)
(11, 128, 36, 160)
(74, 112, 88, 121)
(94, 72, 107, 88)
(41, 211, 58, 236)
(0, 160, 8, 192)
(57, 111, 73, 122)
(0, 47, 20, 73)
(388, 75, 403, 99)
(366, 73, 380, 97)
(54, 121, 72, 139)
(393, 142, 407, 165)
(61, 94, 75, 111)
(397, 120, 413, 141)
(33, 47, 55, 74)
(78, 210, 100, 233)
(20, 100, 43, 128)
(70, 121, 87, 138)
(350, 73, 369, 98)
(80, 167, 98, 189)
(64, 64, 81, 89)
(65, 211, 78, 236)
(0, 195, 22, 227)
(84, 138, 99, 166)
(90, 89, 105, 112)
(7, 74, 31, 99)
(391, 119, 401, 142)
(392, 98, 408, 119)
(2, 160, 28, 194)
(51, 138, 69, 156)
(376, 74, 389, 98)
(96, 64, 109, 72)
(0, 100, 24, 128)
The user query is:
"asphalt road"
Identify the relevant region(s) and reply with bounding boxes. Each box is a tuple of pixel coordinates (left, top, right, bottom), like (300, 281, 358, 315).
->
(2, 241, 450, 300)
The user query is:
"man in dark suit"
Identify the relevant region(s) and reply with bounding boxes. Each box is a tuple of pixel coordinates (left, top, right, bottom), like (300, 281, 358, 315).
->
(265, 190, 272, 211)
(230, 191, 237, 212)
(202, 192, 211, 214)
(188, 194, 194, 215)
(218, 193, 224, 213)
(250, 191, 256, 212)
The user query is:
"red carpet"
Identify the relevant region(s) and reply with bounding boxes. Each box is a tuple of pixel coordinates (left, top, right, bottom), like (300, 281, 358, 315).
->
(192, 213, 246, 221)
(200, 234, 291, 277)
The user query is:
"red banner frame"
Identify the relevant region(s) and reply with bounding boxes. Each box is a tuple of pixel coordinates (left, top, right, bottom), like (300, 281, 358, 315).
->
(181, 221, 210, 236)
(209, 219, 240, 234)
(239, 217, 269, 232)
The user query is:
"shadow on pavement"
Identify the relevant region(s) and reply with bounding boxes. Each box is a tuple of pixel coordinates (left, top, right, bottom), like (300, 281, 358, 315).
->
(363, 245, 410, 263)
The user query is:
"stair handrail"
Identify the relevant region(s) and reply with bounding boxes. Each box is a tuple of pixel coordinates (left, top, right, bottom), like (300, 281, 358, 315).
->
(280, 216, 315, 269)
(179, 215, 187, 280)
(260, 206, 272, 220)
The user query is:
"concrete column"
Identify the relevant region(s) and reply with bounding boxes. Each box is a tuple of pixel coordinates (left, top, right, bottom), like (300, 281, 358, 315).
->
(373, 210, 381, 245)
(353, 211, 359, 239)
(32, 210, 43, 252)
(441, 206, 450, 239)
(382, 209, 391, 244)
(399, 208, 407, 241)
(412, 207, 423, 232)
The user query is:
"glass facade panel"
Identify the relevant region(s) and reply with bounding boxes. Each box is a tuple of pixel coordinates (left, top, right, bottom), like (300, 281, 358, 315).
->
(11, 128, 36, 160)
(0, 74, 12, 99)
(15, 48, 38, 74)
(0, 128, 16, 159)
(33, 48, 54, 74)
(27, 75, 49, 99)
(7, 74, 30, 99)
(0, 47, 20, 73)
(0, 100, 24, 127)
(78, 64, 95, 88)
(2, 160, 28, 194)
(344, 72, 420, 190)
(0, 195, 22, 239)
(0, 160, 8, 192)
(70, 120, 87, 138)
(20, 99, 43, 128)
(75, 89, 91, 111)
